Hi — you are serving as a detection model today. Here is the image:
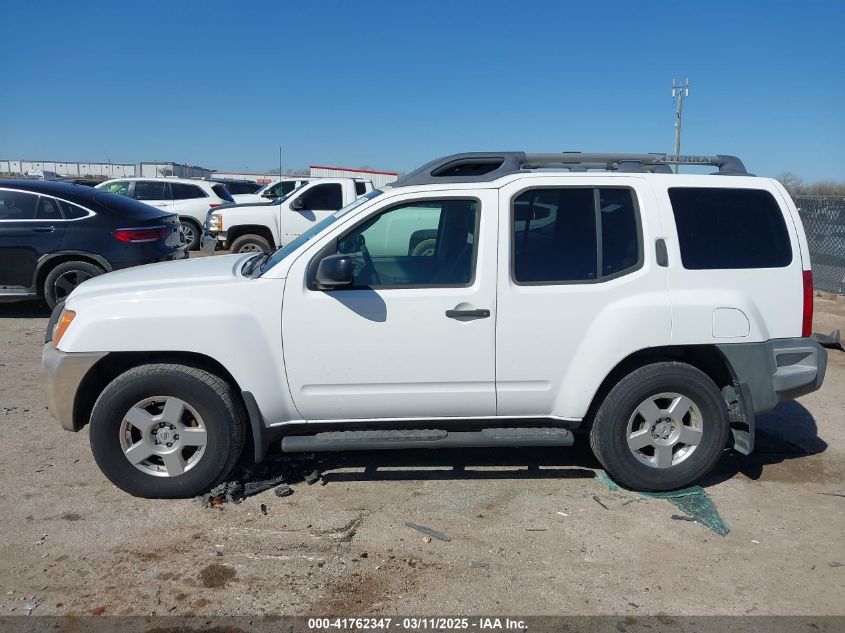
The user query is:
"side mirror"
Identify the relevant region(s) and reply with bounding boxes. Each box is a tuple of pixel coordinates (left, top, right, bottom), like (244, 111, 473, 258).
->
(315, 254, 353, 288)
(289, 197, 305, 211)
(261, 192, 277, 199)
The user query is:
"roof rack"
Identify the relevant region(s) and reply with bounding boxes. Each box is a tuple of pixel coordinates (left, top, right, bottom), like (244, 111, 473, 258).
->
(389, 152, 751, 187)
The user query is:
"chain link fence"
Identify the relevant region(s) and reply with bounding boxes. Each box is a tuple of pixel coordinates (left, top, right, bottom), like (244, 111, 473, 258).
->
(795, 195, 845, 294)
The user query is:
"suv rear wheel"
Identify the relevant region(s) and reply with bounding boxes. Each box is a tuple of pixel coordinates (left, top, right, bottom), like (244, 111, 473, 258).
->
(230, 234, 271, 254)
(89, 363, 245, 498)
(589, 362, 729, 491)
(43, 260, 104, 309)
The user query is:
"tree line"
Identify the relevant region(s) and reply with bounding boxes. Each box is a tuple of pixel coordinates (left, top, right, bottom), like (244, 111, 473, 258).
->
(777, 172, 845, 197)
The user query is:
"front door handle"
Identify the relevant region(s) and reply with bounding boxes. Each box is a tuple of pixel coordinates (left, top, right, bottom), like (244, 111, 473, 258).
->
(32, 226, 55, 233)
(445, 308, 490, 319)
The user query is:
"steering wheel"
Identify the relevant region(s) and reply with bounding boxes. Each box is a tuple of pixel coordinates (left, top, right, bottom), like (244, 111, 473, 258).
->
(358, 236, 381, 286)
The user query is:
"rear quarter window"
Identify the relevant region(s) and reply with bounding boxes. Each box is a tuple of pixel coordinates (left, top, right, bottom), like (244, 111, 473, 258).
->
(668, 187, 792, 269)
(211, 184, 234, 202)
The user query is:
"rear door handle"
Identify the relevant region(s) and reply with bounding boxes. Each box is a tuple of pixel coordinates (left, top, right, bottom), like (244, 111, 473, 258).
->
(445, 308, 490, 319)
(32, 226, 55, 233)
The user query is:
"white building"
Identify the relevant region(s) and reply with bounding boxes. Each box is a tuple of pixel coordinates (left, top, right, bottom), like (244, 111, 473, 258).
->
(309, 165, 398, 188)
(0, 159, 212, 179)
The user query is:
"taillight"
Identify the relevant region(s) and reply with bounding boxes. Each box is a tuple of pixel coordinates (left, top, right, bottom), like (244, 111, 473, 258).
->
(209, 203, 223, 209)
(802, 270, 814, 337)
(112, 227, 170, 243)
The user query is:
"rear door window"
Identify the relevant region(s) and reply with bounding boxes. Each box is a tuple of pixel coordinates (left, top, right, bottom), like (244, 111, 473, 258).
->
(0, 190, 39, 220)
(224, 182, 261, 195)
(170, 183, 207, 199)
(513, 188, 597, 282)
(133, 181, 170, 201)
(512, 187, 641, 283)
(36, 196, 63, 220)
(668, 187, 792, 269)
(600, 188, 640, 276)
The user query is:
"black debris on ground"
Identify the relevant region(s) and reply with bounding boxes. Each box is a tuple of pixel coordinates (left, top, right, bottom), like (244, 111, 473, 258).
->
(592, 495, 609, 510)
(195, 453, 324, 507)
(260, 503, 267, 516)
(405, 522, 452, 542)
(305, 470, 321, 485)
(671, 514, 696, 522)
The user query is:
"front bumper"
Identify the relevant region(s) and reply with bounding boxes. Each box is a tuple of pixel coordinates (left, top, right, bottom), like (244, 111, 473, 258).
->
(200, 230, 226, 254)
(41, 344, 106, 431)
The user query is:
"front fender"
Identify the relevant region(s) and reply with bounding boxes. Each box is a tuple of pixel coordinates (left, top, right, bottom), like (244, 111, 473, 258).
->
(59, 277, 299, 428)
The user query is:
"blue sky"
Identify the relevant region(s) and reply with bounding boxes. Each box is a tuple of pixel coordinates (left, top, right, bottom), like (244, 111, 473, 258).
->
(1, 0, 843, 179)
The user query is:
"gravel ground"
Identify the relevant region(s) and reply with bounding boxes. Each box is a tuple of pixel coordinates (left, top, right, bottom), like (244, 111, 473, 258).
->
(0, 291, 843, 617)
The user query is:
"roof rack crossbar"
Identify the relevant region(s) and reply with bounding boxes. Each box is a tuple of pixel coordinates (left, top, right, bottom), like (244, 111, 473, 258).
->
(522, 153, 748, 175)
(389, 151, 750, 187)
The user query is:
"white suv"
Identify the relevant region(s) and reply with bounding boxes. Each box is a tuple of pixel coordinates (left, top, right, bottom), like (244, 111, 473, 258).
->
(96, 178, 235, 250)
(43, 152, 827, 497)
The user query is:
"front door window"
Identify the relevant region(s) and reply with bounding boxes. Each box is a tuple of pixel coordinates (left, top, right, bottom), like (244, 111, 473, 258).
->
(336, 199, 478, 288)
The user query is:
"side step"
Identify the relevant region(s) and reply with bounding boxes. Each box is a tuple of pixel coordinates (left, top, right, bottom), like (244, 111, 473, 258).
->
(281, 427, 574, 452)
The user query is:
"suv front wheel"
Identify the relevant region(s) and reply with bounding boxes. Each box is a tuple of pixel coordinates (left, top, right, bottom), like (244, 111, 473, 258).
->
(89, 363, 245, 498)
(589, 362, 729, 491)
(180, 219, 201, 251)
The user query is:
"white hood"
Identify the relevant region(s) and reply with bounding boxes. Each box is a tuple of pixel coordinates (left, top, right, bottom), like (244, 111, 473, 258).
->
(67, 254, 254, 305)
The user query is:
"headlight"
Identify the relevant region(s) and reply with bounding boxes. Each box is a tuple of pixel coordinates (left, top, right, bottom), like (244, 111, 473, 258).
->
(208, 214, 223, 231)
(53, 310, 76, 347)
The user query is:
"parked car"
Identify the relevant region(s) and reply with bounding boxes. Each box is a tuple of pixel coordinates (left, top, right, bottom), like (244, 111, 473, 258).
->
(205, 178, 262, 197)
(96, 178, 234, 250)
(203, 178, 374, 253)
(0, 180, 186, 309)
(42, 151, 827, 498)
(230, 178, 310, 204)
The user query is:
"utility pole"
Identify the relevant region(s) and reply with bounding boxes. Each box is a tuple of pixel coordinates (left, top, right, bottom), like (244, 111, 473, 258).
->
(279, 146, 283, 177)
(672, 78, 689, 173)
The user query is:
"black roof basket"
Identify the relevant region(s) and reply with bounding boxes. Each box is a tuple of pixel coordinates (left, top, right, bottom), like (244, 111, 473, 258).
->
(389, 152, 751, 187)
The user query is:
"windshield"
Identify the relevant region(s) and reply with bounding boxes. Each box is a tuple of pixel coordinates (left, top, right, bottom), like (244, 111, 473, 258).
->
(260, 182, 307, 206)
(260, 189, 384, 273)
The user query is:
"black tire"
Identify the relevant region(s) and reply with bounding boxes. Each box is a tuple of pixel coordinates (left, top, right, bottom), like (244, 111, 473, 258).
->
(180, 218, 201, 251)
(43, 260, 104, 309)
(589, 362, 729, 492)
(89, 363, 246, 498)
(230, 234, 271, 254)
(411, 238, 437, 257)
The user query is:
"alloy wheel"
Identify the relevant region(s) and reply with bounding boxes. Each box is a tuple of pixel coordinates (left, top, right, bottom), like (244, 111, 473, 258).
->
(118, 396, 208, 477)
(625, 392, 703, 469)
(53, 270, 93, 302)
